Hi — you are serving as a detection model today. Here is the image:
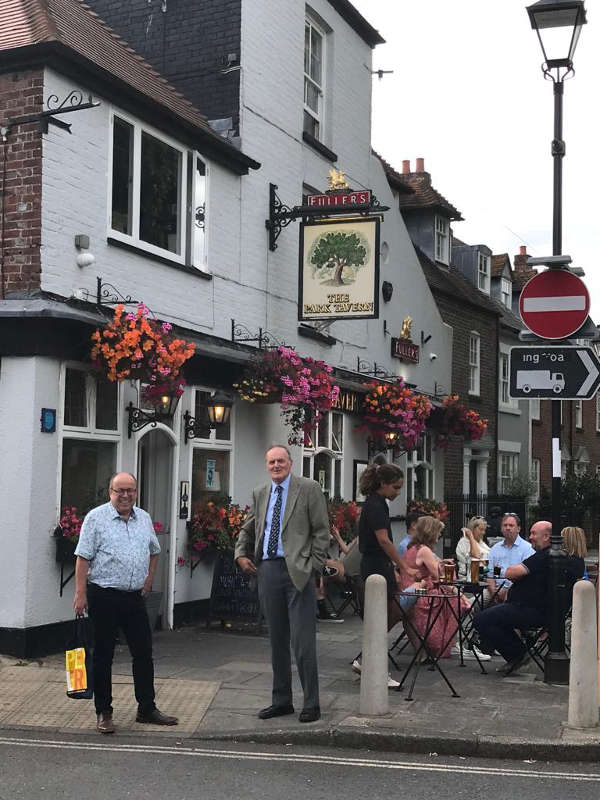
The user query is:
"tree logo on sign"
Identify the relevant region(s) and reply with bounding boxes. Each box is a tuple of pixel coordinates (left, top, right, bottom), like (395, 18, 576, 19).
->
(309, 229, 369, 286)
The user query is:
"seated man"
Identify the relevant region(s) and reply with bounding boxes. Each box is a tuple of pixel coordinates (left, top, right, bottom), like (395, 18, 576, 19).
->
(473, 520, 552, 675)
(486, 513, 534, 604)
(397, 511, 419, 557)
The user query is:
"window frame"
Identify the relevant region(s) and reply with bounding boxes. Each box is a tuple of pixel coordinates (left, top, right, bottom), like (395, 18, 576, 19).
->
(188, 151, 210, 272)
(499, 452, 519, 494)
(531, 458, 540, 502)
(108, 109, 188, 264)
(575, 399, 583, 429)
(500, 276, 512, 308)
(477, 252, 490, 294)
(434, 215, 450, 265)
(530, 397, 540, 421)
(469, 331, 480, 396)
(302, 410, 343, 498)
(303, 16, 326, 141)
(405, 433, 434, 504)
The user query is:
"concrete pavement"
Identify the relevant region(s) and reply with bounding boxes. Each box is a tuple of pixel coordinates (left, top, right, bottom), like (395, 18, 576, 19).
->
(2, 613, 600, 760)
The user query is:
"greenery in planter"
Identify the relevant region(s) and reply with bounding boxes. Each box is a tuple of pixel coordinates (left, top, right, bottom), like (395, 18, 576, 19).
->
(187, 496, 249, 562)
(428, 394, 488, 449)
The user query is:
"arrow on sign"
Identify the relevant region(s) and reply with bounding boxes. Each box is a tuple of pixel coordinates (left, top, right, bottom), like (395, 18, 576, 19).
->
(577, 349, 599, 396)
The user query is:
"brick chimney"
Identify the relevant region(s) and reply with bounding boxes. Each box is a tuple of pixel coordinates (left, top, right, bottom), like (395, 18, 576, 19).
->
(416, 157, 425, 172)
(513, 245, 537, 289)
(402, 159, 410, 174)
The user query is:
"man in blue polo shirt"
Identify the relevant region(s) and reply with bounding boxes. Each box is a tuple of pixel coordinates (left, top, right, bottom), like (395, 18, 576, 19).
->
(486, 513, 534, 603)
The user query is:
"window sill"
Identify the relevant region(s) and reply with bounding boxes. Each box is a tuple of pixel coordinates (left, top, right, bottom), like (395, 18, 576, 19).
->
(302, 131, 338, 163)
(499, 404, 521, 416)
(107, 237, 213, 280)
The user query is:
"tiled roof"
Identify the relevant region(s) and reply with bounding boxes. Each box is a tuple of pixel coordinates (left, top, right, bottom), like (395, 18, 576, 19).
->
(326, 0, 385, 47)
(396, 170, 463, 221)
(373, 151, 415, 195)
(415, 246, 500, 316)
(0, 0, 259, 173)
(491, 253, 512, 278)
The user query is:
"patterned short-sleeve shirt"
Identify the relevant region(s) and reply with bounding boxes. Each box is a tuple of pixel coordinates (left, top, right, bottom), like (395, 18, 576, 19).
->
(75, 502, 161, 591)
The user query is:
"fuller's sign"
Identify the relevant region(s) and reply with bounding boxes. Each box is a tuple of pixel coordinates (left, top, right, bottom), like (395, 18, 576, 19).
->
(298, 217, 380, 321)
(391, 337, 419, 363)
(306, 190, 371, 208)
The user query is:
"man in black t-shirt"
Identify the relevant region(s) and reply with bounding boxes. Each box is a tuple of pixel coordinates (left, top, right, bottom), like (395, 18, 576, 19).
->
(473, 521, 552, 674)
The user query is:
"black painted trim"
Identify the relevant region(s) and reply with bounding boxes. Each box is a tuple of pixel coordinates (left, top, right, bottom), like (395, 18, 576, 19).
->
(107, 237, 213, 279)
(0, 619, 76, 659)
(302, 131, 338, 163)
(173, 599, 210, 628)
(298, 324, 336, 346)
(326, 0, 385, 47)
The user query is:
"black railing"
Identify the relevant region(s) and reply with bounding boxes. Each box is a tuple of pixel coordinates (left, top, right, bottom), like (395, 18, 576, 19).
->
(443, 494, 530, 557)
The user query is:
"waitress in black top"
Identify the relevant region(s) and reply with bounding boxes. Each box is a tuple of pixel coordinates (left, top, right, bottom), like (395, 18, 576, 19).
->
(358, 462, 414, 630)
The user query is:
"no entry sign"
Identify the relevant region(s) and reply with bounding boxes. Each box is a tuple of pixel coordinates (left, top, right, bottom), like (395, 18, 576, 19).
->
(519, 270, 589, 340)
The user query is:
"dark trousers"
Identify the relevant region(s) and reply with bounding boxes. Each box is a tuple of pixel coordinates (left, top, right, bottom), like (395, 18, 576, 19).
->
(473, 602, 545, 662)
(87, 583, 156, 716)
(258, 559, 319, 711)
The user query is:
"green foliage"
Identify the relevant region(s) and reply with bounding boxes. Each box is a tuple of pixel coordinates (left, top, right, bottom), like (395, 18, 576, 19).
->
(310, 232, 367, 285)
(501, 472, 537, 499)
(530, 472, 600, 526)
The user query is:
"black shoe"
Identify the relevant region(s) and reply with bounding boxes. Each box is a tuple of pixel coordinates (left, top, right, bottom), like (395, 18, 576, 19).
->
(299, 707, 321, 723)
(258, 704, 295, 720)
(317, 600, 343, 623)
(136, 708, 178, 725)
(501, 653, 531, 676)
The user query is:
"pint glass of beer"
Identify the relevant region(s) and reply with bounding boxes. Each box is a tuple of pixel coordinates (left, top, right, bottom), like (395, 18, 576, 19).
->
(493, 564, 501, 578)
(470, 559, 480, 583)
(444, 561, 455, 583)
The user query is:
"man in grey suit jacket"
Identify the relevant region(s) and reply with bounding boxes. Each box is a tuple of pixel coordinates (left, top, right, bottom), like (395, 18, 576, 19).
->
(235, 444, 329, 723)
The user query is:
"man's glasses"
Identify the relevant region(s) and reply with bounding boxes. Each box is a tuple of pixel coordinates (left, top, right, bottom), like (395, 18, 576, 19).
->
(502, 512, 520, 524)
(111, 488, 136, 496)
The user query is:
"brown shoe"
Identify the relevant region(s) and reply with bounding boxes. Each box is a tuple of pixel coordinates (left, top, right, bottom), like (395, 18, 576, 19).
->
(136, 708, 178, 726)
(96, 712, 115, 734)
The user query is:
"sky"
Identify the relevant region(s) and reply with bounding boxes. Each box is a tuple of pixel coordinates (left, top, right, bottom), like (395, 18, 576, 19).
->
(351, 0, 600, 319)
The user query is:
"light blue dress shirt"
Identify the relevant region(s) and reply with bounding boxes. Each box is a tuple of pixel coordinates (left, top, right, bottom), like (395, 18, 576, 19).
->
(262, 474, 291, 559)
(488, 535, 534, 588)
(75, 502, 161, 591)
(397, 534, 411, 556)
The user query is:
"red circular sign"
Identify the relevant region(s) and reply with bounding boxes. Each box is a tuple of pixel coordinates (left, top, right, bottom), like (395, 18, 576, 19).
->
(519, 270, 590, 340)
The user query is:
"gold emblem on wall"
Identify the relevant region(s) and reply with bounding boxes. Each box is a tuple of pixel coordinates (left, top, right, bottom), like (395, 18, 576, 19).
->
(328, 168, 350, 191)
(400, 316, 413, 341)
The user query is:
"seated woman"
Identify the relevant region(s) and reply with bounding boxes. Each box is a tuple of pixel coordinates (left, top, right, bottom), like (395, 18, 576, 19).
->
(401, 516, 469, 659)
(455, 516, 490, 580)
(561, 526, 587, 599)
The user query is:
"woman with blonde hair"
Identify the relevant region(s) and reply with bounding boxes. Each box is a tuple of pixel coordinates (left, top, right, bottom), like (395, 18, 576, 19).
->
(400, 516, 469, 658)
(455, 516, 490, 581)
(561, 526, 586, 599)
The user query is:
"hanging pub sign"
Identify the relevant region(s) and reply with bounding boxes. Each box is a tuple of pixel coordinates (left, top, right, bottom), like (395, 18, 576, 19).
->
(306, 189, 371, 208)
(298, 216, 380, 321)
(391, 316, 420, 363)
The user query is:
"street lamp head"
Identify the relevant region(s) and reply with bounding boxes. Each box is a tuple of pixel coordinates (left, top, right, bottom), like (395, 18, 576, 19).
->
(527, 0, 587, 71)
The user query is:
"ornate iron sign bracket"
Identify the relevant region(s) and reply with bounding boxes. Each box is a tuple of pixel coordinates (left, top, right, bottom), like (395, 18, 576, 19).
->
(265, 182, 389, 251)
(77, 276, 140, 308)
(231, 319, 286, 349)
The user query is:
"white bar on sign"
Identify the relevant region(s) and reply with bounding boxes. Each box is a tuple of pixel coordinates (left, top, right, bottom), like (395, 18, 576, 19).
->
(552, 438, 561, 478)
(523, 295, 586, 313)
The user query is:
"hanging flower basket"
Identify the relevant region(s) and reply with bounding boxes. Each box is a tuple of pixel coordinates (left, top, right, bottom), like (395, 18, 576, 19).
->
(53, 506, 83, 563)
(428, 395, 488, 449)
(407, 498, 450, 523)
(91, 303, 195, 385)
(187, 497, 249, 563)
(234, 346, 339, 446)
(141, 377, 186, 416)
(356, 379, 432, 453)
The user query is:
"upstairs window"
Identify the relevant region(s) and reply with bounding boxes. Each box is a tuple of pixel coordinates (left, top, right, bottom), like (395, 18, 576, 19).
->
(530, 397, 540, 421)
(501, 277, 512, 308)
(469, 332, 480, 395)
(191, 154, 208, 270)
(110, 113, 186, 262)
(435, 216, 450, 265)
(478, 252, 490, 293)
(304, 18, 324, 140)
(499, 352, 510, 405)
(575, 399, 583, 429)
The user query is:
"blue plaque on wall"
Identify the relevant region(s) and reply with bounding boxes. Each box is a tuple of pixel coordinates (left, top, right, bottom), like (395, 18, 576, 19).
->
(40, 408, 56, 433)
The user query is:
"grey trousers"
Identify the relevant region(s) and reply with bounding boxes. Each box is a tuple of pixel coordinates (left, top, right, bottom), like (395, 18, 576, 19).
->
(258, 558, 319, 711)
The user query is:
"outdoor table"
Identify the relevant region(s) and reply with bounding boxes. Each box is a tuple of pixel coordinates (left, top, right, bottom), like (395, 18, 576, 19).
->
(393, 589, 461, 701)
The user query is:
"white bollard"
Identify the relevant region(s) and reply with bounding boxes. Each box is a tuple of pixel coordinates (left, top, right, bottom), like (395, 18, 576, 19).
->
(359, 574, 389, 716)
(568, 580, 599, 729)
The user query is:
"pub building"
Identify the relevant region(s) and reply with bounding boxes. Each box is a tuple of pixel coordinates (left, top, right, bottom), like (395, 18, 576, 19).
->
(0, 0, 452, 656)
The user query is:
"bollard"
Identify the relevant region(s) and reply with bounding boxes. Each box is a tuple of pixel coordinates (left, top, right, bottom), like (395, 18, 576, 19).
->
(568, 579, 599, 729)
(359, 574, 389, 716)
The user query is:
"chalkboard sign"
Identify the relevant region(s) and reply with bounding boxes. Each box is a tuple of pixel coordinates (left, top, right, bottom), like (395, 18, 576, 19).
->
(209, 552, 261, 622)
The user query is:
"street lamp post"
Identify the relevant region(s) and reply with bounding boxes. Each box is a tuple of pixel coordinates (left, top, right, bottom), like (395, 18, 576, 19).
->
(526, 0, 587, 684)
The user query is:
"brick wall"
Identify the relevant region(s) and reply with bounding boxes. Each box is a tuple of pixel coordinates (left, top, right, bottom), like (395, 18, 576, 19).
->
(433, 292, 498, 495)
(533, 397, 600, 492)
(0, 70, 43, 297)
(84, 0, 242, 131)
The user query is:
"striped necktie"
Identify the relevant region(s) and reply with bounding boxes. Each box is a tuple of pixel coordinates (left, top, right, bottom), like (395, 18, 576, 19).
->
(267, 485, 283, 558)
